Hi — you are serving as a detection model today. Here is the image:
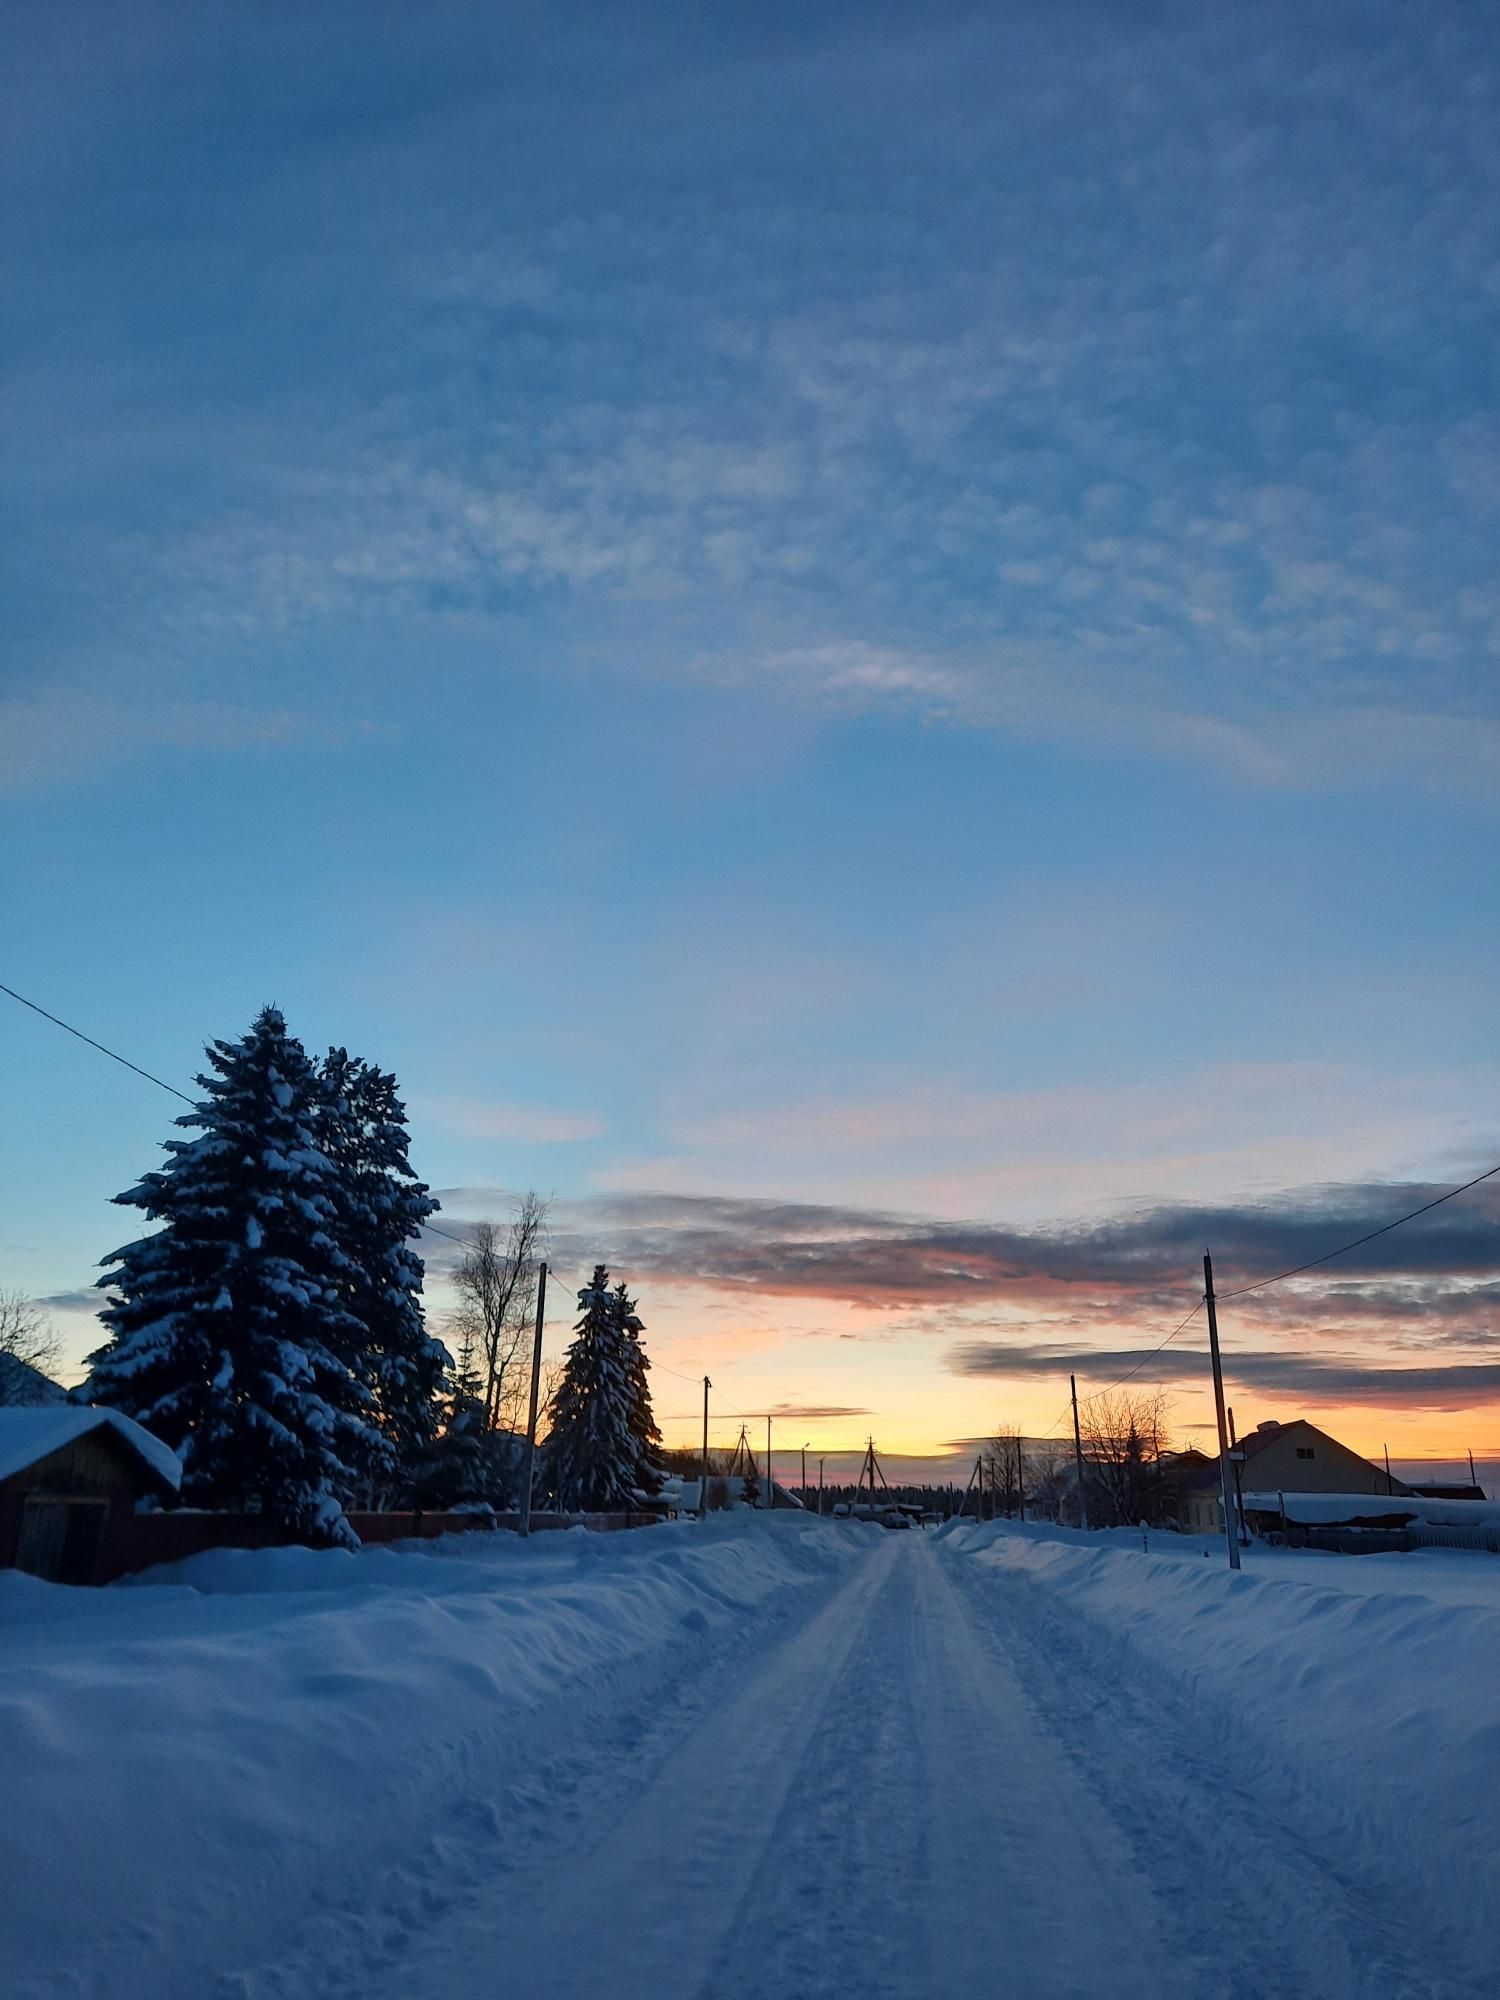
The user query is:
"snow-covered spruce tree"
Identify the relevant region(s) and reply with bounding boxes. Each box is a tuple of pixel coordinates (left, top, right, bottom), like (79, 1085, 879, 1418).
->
(85, 1007, 383, 1547)
(614, 1280, 662, 1499)
(319, 1048, 449, 1501)
(544, 1265, 657, 1512)
(410, 1329, 489, 1509)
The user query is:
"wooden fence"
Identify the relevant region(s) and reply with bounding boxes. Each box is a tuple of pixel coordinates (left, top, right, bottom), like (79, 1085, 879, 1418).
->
(97, 1506, 663, 1581)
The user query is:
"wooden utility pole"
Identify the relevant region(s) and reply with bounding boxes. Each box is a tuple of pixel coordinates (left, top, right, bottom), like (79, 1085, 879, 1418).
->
(1469, 1448, 1478, 1488)
(818, 1456, 825, 1515)
(800, 1443, 808, 1507)
(1203, 1252, 1241, 1572)
(516, 1261, 548, 1539)
(1071, 1373, 1089, 1531)
(1384, 1442, 1393, 1495)
(765, 1416, 773, 1510)
(701, 1376, 711, 1519)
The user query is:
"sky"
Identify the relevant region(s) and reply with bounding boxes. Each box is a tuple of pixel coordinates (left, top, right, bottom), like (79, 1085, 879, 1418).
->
(3, 1, 1498, 1485)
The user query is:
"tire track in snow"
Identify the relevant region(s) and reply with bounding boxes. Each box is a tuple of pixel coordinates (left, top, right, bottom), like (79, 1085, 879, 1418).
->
(703, 1534, 1177, 1999)
(943, 1544, 1479, 2000)
(253, 1534, 898, 2000)
(908, 1541, 1176, 1999)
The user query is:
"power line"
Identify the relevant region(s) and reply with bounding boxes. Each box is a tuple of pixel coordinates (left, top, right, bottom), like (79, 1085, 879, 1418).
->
(1034, 1297, 1207, 1441)
(1032, 1157, 1500, 1432)
(1216, 1162, 1500, 1298)
(1089, 1298, 1206, 1397)
(14, 973, 1499, 1411)
(1, 981, 197, 1105)
(421, 1218, 476, 1249)
(0, 979, 593, 1290)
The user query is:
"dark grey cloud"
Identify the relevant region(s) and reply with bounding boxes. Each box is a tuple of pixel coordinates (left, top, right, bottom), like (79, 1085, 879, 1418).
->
(948, 1341, 1500, 1411)
(764, 1404, 872, 1420)
(490, 1179, 1500, 1315)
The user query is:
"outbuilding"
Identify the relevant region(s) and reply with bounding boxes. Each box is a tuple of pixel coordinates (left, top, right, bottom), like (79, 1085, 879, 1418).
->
(0, 1407, 181, 1585)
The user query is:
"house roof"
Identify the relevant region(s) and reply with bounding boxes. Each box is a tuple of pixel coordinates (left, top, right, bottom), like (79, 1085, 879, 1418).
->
(0, 1407, 182, 1492)
(1178, 1419, 1410, 1494)
(0, 1353, 66, 1405)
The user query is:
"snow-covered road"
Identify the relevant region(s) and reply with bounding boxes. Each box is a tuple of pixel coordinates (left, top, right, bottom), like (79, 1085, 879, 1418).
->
(6, 1519, 1496, 1998)
(231, 1530, 1486, 2000)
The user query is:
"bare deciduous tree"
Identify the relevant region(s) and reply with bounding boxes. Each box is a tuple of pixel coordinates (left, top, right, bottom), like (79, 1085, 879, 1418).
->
(1080, 1387, 1174, 1526)
(1022, 1438, 1073, 1522)
(983, 1426, 1027, 1518)
(447, 1192, 547, 1434)
(0, 1291, 63, 1405)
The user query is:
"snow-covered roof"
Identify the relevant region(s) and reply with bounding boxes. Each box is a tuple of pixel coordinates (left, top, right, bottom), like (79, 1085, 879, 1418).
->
(1242, 1489, 1500, 1528)
(0, 1407, 182, 1491)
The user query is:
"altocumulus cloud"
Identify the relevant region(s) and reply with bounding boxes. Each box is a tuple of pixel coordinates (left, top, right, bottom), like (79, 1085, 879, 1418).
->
(531, 1180, 1500, 1312)
(9, 3, 1500, 791)
(947, 1344, 1500, 1413)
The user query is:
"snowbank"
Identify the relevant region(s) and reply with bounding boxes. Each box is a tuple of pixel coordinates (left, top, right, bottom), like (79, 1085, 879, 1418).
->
(942, 1518, 1500, 1971)
(1241, 1488, 1500, 1529)
(0, 1513, 857, 2000)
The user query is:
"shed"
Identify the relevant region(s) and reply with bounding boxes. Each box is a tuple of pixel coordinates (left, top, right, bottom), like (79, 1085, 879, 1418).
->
(0, 1408, 181, 1585)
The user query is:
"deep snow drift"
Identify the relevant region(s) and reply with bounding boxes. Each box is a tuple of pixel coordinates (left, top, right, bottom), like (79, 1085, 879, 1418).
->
(942, 1517, 1500, 1979)
(2, 1515, 1497, 1999)
(0, 1514, 860, 2000)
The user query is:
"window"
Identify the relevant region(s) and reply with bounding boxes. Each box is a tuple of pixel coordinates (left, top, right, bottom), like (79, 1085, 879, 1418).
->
(1296, 1446, 1314, 1460)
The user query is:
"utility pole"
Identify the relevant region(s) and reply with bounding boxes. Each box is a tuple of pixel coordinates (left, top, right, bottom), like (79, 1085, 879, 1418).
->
(701, 1376, 711, 1519)
(801, 1443, 808, 1508)
(1071, 1374, 1089, 1532)
(765, 1415, 772, 1510)
(1384, 1442, 1393, 1496)
(517, 1261, 548, 1539)
(1469, 1448, 1478, 1489)
(819, 1456, 825, 1515)
(1017, 1436, 1026, 1524)
(1203, 1253, 1241, 1572)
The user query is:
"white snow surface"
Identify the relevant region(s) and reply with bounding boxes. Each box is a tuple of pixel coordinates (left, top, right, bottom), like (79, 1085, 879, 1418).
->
(1240, 1487, 1500, 1527)
(2, 1514, 1497, 1999)
(0, 1404, 182, 1490)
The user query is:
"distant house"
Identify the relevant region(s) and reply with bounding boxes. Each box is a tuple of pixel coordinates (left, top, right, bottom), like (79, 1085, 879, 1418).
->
(1181, 1418, 1409, 1535)
(676, 1474, 804, 1514)
(1155, 1448, 1214, 1526)
(0, 1407, 181, 1585)
(0, 1352, 66, 1407)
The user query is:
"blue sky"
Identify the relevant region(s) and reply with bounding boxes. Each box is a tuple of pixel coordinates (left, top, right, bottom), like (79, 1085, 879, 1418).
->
(3, 2, 1498, 1474)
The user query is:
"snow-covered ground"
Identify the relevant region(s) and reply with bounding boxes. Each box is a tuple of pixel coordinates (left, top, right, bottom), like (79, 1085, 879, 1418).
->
(2, 1516, 1496, 1999)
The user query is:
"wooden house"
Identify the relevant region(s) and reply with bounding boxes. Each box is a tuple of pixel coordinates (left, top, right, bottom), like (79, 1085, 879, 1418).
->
(0, 1408, 181, 1585)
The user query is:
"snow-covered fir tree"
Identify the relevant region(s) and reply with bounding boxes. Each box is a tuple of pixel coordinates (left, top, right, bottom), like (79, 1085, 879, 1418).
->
(85, 1007, 384, 1546)
(319, 1048, 449, 1500)
(614, 1279, 662, 1498)
(544, 1265, 660, 1511)
(410, 1328, 489, 1509)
